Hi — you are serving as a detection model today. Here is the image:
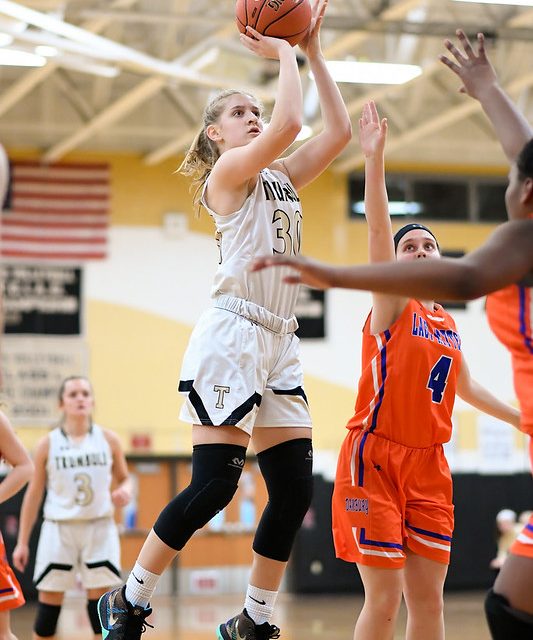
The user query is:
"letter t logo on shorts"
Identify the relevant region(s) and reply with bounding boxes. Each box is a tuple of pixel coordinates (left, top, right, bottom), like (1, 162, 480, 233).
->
(213, 385, 230, 409)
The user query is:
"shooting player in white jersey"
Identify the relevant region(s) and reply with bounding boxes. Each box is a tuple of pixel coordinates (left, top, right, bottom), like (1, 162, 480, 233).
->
(98, 1, 351, 639)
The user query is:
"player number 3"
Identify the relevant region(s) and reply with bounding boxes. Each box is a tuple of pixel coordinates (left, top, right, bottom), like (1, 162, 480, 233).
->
(74, 472, 94, 506)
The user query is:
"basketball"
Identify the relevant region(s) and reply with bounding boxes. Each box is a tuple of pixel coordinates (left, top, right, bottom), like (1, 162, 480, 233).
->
(236, 0, 312, 47)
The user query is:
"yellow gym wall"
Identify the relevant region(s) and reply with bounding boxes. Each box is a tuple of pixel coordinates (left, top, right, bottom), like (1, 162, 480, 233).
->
(9, 149, 508, 455)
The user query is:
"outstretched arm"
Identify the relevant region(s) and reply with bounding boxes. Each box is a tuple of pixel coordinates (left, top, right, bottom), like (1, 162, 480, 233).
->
(440, 30, 533, 162)
(457, 357, 521, 430)
(211, 31, 302, 190)
(358, 101, 406, 333)
(279, 0, 351, 189)
(250, 219, 533, 300)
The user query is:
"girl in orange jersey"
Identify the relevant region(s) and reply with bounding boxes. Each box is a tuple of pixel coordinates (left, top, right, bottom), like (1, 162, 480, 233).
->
(440, 30, 533, 640)
(331, 101, 519, 640)
(0, 411, 34, 640)
(251, 34, 533, 640)
(0, 147, 35, 640)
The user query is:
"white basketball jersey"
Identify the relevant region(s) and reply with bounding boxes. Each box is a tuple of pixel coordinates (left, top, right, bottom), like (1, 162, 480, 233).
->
(202, 167, 302, 319)
(44, 424, 113, 521)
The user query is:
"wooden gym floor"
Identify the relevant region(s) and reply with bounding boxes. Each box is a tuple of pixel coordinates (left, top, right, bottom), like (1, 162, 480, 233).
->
(11, 590, 493, 639)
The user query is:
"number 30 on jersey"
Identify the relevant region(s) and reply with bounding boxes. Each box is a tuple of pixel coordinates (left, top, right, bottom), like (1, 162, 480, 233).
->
(272, 209, 302, 255)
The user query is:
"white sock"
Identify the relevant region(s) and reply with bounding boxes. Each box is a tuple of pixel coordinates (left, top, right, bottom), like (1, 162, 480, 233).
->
(125, 562, 160, 608)
(244, 585, 278, 625)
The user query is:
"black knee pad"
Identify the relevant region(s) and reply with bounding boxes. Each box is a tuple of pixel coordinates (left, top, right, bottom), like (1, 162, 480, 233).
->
(87, 599, 100, 635)
(253, 438, 313, 562)
(34, 603, 61, 637)
(153, 443, 246, 550)
(485, 589, 533, 639)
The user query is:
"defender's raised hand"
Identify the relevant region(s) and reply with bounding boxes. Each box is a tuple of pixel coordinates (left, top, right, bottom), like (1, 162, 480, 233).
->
(359, 100, 387, 159)
(439, 29, 498, 99)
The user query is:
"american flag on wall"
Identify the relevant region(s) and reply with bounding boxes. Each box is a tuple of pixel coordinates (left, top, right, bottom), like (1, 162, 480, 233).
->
(1, 161, 110, 261)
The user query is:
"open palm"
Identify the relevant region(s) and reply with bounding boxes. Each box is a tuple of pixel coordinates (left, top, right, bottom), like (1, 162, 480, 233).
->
(359, 100, 387, 158)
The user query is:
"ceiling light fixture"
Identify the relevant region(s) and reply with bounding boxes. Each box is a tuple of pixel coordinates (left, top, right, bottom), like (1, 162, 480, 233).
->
(0, 47, 45, 66)
(352, 201, 423, 216)
(35, 44, 58, 57)
(0, 32, 12, 46)
(58, 56, 120, 77)
(318, 60, 422, 85)
(0, 0, 212, 80)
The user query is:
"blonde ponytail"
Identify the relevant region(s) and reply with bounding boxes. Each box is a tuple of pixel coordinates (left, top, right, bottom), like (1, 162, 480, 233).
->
(177, 89, 263, 215)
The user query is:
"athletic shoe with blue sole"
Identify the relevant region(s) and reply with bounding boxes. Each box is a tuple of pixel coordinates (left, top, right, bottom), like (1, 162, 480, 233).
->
(98, 585, 153, 639)
(217, 608, 280, 640)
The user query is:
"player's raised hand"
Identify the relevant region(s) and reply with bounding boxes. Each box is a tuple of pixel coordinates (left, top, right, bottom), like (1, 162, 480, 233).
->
(439, 29, 498, 99)
(298, 0, 327, 58)
(239, 26, 293, 60)
(359, 100, 387, 159)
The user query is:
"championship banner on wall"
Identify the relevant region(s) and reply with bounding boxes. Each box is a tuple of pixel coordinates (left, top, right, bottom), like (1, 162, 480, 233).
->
(0, 264, 82, 335)
(1, 337, 88, 424)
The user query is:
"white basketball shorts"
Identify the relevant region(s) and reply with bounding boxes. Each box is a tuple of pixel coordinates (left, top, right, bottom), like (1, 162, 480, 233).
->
(178, 295, 312, 435)
(33, 517, 122, 591)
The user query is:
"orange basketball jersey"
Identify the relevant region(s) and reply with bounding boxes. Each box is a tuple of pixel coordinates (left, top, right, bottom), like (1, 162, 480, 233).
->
(486, 282, 533, 437)
(346, 299, 462, 447)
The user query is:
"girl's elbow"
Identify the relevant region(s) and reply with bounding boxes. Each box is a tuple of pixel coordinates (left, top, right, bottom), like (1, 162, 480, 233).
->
(286, 119, 303, 139)
(330, 122, 353, 154)
(23, 461, 34, 482)
(271, 119, 301, 145)
(341, 120, 353, 144)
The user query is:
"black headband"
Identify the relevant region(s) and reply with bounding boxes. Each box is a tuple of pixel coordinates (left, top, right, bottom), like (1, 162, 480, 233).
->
(393, 223, 440, 252)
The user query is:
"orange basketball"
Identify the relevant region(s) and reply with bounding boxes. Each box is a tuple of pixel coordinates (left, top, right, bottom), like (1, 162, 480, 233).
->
(236, 0, 312, 47)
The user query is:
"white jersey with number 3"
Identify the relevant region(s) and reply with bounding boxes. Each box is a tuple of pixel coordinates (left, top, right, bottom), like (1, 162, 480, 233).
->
(44, 424, 113, 521)
(203, 167, 302, 320)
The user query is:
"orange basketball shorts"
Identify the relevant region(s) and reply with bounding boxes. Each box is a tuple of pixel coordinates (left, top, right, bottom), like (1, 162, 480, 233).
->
(332, 429, 454, 569)
(0, 534, 24, 611)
